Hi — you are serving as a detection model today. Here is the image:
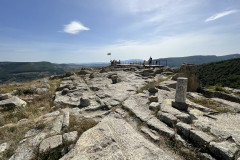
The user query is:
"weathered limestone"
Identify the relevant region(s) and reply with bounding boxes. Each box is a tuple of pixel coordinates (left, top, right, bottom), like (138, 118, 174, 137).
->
(158, 112, 177, 128)
(111, 75, 120, 84)
(78, 70, 91, 75)
(148, 87, 158, 94)
(189, 130, 214, 147)
(123, 94, 153, 122)
(175, 77, 188, 103)
(24, 129, 41, 138)
(141, 127, 160, 142)
(172, 77, 188, 110)
(149, 102, 160, 111)
(39, 135, 63, 153)
(0, 142, 8, 153)
(62, 111, 70, 129)
(0, 96, 27, 107)
(0, 93, 12, 100)
(148, 96, 158, 102)
(80, 95, 90, 107)
(43, 111, 60, 118)
(147, 117, 175, 138)
(160, 99, 192, 124)
(172, 63, 200, 92)
(210, 141, 239, 160)
(60, 116, 174, 160)
(63, 131, 78, 142)
(50, 115, 64, 135)
(176, 122, 192, 139)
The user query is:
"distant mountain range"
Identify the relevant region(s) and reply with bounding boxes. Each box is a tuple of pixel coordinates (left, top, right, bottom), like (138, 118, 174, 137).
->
(153, 54, 240, 67)
(1, 54, 239, 83)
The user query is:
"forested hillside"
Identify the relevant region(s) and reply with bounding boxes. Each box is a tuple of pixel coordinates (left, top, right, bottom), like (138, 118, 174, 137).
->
(198, 58, 240, 89)
(0, 62, 67, 83)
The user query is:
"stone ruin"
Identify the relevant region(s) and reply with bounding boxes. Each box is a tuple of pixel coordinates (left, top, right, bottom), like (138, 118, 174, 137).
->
(173, 63, 201, 92)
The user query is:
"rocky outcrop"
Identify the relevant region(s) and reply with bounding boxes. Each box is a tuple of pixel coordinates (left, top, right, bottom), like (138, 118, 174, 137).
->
(60, 115, 174, 160)
(39, 135, 63, 153)
(173, 63, 200, 92)
(0, 93, 12, 101)
(3, 65, 240, 160)
(0, 96, 26, 107)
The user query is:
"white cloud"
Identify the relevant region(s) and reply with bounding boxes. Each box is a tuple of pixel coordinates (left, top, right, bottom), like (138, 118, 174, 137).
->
(205, 10, 238, 22)
(63, 21, 90, 34)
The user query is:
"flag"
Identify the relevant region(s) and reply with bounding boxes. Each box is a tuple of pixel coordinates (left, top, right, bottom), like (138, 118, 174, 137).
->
(107, 53, 111, 56)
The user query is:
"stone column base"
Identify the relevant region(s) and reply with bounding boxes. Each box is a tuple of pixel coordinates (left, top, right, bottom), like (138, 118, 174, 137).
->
(172, 101, 189, 111)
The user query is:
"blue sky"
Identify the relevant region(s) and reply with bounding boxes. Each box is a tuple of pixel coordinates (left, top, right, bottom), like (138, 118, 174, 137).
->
(0, 0, 239, 63)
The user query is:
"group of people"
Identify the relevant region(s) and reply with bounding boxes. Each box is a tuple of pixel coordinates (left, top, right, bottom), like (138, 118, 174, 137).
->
(110, 60, 121, 65)
(110, 57, 156, 66)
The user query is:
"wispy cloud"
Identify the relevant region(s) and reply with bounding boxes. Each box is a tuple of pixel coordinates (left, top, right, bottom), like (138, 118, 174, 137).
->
(205, 10, 238, 22)
(63, 21, 90, 34)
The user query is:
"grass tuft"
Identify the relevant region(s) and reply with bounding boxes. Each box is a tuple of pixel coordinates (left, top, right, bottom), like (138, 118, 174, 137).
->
(189, 97, 233, 113)
(207, 84, 230, 94)
(136, 76, 171, 94)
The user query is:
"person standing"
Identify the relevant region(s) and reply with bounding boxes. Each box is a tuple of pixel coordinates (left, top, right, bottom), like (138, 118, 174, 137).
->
(148, 56, 152, 65)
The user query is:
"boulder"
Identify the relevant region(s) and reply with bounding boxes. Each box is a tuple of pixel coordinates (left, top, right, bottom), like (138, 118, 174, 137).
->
(39, 135, 63, 153)
(89, 73, 95, 78)
(158, 112, 177, 127)
(141, 69, 154, 77)
(0, 142, 8, 153)
(65, 72, 75, 77)
(99, 68, 107, 73)
(24, 129, 41, 138)
(35, 88, 48, 94)
(41, 83, 50, 89)
(78, 70, 91, 75)
(63, 131, 78, 142)
(210, 141, 238, 160)
(0, 93, 12, 101)
(189, 130, 214, 147)
(44, 111, 60, 118)
(0, 96, 27, 107)
(148, 87, 158, 94)
(61, 88, 69, 95)
(176, 122, 192, 139)
(111, 75, 120, 84)
(148, 96, 158, 102)
(80, 95, 90, 107)
(149, 102, 160, 110)
(50, 115, 64, 135)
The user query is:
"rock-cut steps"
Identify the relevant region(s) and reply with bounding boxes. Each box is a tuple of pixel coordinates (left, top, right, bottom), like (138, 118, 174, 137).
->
(122, 90, 240, 160)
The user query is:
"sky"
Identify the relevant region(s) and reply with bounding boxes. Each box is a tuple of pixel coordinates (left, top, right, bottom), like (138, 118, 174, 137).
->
(0, 0, 239, 63)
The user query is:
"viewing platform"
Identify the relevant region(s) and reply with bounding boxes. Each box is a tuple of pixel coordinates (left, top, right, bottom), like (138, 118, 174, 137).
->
(113, 64, 166, 69)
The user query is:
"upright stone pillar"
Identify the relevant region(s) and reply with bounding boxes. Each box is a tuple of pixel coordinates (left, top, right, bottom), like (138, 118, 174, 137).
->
(172, 77, 188, 110)
(175, 77, 188, 103)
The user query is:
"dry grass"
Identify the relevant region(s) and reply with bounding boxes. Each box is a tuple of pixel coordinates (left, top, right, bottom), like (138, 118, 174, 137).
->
(64, 116, 97, 136)
(0, 78, 62, 126)
(0, 78, 63, 159)
(0, 122, 35, 159)
(207, 85, 230, 94)
(136, 76, 171, 94)
(189, 97, 233, 113)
